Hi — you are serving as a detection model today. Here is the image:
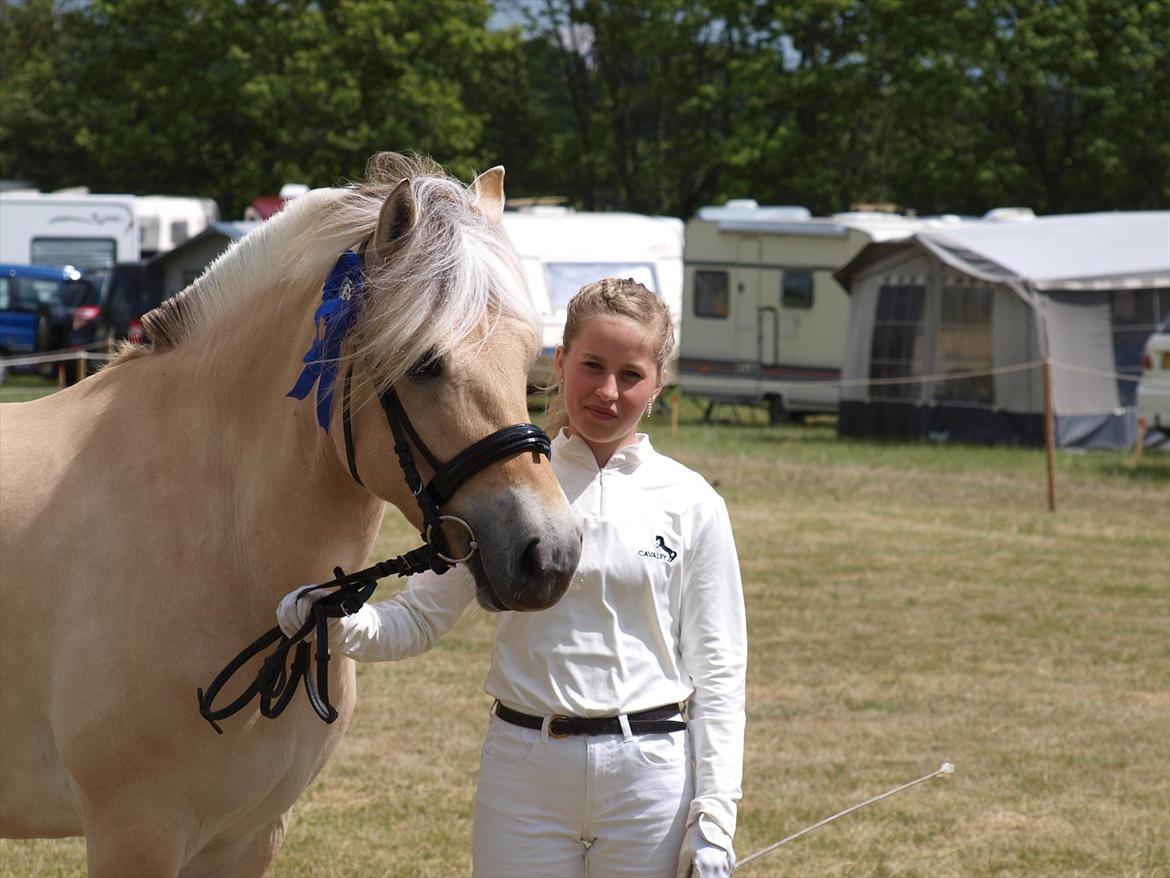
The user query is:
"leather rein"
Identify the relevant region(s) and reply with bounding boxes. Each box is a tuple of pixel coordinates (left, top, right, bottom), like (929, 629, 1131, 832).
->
(197, 248, 551, 734)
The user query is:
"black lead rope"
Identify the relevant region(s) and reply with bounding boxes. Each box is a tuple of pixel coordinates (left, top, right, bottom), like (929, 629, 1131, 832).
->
(196, 546, 443, 734)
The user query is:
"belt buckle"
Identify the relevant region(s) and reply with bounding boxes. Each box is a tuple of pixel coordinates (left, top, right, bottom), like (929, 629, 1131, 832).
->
(548, 714, 571, 738)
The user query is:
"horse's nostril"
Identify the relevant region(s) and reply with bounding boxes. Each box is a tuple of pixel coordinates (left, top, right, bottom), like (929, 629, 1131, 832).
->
(520, 538, 548, 579)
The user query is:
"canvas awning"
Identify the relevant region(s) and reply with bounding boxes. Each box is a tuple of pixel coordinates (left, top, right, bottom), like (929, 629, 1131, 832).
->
(911, 212, 1170, 291)
(836, 212, 1170, 292)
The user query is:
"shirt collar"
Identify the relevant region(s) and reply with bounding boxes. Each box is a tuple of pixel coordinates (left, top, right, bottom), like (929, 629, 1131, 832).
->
(552, 430, 655, 469)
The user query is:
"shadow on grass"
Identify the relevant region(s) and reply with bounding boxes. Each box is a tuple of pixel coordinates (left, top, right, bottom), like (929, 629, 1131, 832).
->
(1096, 457, 1170, 483)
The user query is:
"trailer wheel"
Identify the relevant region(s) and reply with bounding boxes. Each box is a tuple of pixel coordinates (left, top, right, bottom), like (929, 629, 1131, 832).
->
(767, 395, 808, 425)
(767, 395, 788, 425)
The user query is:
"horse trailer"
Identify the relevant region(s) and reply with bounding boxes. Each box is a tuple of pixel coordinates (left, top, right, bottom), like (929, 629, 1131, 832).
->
(499, 206, 684, 386)
(678, 201, 945, 421)
(0, 190, 139, 270)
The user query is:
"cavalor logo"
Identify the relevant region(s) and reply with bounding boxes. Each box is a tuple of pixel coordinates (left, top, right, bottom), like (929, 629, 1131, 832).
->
(638, 535, 677, 563)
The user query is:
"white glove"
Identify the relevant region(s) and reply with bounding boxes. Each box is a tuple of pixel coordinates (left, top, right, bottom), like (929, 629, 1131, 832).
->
(276, 585, 341, 639)
(676, 823, 735, 878)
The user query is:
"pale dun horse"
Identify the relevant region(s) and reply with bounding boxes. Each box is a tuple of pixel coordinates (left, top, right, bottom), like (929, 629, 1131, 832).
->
(0, 153, 582, 877)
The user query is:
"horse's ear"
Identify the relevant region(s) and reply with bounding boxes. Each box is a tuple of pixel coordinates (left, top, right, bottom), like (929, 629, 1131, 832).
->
(471, 166, 505, 223)
(373, 178, 416, 257)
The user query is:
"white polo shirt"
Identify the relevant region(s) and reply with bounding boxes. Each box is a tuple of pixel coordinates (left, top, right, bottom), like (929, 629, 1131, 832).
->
(336, 430, 747, 846)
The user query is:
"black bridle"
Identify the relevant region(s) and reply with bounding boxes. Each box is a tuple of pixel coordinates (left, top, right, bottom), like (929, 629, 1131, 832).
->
(197, 253, 551, 734)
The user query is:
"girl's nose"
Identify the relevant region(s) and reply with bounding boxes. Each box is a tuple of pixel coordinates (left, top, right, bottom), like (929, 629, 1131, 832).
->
(596, 373, 618, 400)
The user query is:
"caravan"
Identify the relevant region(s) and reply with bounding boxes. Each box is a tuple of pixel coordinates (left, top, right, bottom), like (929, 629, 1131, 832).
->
(0, 190, 219, 268)
(134, 196, 219, 256)
(678, 201, 942, 421)
(499, 206, 684, 385)
(0, 191, 139, 269)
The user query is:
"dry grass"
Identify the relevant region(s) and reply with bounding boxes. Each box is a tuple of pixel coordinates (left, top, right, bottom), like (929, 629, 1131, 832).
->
(2, 414, 1167, 877)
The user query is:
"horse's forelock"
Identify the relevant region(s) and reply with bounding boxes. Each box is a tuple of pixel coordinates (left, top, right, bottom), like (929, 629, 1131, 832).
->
(350, 171, 537, 394)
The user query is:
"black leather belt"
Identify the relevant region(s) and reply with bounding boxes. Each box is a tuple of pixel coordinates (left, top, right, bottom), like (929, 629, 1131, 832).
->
(494, 702, 686, 738)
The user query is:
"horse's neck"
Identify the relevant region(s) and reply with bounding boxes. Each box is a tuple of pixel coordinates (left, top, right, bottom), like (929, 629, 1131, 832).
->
(125, 281, 384, 594)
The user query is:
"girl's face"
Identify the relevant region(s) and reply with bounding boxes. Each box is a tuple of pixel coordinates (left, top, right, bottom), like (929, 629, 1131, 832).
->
(554, 315, 662, 467)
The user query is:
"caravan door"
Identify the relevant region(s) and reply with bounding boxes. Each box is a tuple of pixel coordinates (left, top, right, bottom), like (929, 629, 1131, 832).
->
(732, 237, 764, 399)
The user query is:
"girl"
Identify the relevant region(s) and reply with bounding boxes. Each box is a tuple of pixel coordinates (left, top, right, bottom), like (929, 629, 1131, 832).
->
(278, 278, 746, 878)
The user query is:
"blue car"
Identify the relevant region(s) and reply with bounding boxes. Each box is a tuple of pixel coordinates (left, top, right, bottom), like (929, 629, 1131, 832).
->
(0, 264, 102, 379)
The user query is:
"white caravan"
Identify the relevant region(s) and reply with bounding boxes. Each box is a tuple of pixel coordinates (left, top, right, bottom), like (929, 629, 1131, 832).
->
(0, 191, 139, 269)
(678, 201, 948, 420)
(134, 196, 219, 256)
(499, 206, 684, 386)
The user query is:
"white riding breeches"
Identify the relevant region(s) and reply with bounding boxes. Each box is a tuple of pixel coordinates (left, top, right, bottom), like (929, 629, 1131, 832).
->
(471, 714, 694, 878)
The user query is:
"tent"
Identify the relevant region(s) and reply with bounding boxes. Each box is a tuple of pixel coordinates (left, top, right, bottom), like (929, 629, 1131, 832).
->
(834, 212, 1170, 448)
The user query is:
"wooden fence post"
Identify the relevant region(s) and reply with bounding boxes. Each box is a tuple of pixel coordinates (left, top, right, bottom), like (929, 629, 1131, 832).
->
(1042, 358, 1057, 512)
(1133, 416, 1147, 466)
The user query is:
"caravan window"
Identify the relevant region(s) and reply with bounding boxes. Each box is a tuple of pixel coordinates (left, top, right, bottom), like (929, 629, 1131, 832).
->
(870, 284, 925, 400)
(31, 237, 117, 271)
(936, 284, 993, 404)
(693, 270, 729, 319)
(545, 262, 658, 311)
(781, 270, 813, 309)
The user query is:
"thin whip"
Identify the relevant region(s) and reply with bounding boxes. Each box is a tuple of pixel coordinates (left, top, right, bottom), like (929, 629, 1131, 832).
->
(738, 762, 955, 869)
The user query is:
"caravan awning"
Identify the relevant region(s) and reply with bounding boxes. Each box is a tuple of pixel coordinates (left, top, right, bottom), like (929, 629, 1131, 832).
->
(912, 212, 1170, 290)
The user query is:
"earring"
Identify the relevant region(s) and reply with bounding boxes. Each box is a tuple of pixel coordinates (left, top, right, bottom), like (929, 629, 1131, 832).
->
(646, 397, 655, 417)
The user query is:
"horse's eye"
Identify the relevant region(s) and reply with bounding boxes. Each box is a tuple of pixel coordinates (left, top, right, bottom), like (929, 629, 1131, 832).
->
(408, 352, 442, 379)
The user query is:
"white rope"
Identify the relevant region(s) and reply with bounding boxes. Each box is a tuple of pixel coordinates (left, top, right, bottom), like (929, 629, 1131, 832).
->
(1049, 360, 1144, 383)
(733, 358, 1146, 390)
(737, 762, 955, 869)
(0, 346, 113, 368)
(833, 361, 1038, 388)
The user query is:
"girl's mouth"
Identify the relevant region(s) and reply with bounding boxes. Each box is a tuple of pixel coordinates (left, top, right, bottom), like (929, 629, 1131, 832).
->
(585, 405, 617, 421)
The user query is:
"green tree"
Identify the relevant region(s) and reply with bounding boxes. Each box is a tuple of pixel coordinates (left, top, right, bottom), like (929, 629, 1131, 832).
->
(0, 0, 94, 188)
(1, 0, 527, 216)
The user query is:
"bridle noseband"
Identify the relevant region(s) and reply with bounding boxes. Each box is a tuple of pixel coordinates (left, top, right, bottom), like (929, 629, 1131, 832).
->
(342, 368, 550, 578)
(197, 242, 552, 733)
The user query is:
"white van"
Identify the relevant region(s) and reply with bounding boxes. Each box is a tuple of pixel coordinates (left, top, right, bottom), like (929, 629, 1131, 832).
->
(500, 206, 684, 385)
(0, 191, 139, 269)
(678, 202, 938, 420)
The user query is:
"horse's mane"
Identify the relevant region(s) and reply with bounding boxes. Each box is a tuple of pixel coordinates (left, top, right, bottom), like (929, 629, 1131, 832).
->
(119, 153, 536, 393)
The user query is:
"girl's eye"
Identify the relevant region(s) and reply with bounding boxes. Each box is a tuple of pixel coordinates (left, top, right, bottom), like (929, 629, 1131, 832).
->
(623, 370, 643, 381)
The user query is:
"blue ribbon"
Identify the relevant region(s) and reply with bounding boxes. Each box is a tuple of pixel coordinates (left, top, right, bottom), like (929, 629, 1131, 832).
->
(288, 250, 364, 430)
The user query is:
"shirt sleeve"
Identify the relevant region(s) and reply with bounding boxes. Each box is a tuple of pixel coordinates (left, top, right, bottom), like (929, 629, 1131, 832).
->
(334, 564, 477, 662)
(678, 493, 747, 851)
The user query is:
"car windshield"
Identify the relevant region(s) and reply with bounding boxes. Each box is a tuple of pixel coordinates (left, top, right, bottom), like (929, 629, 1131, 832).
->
(1158, 311, 1170, 333)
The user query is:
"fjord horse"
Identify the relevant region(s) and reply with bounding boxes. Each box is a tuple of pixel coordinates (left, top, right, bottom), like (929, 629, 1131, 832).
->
(0, 153, 581, 876)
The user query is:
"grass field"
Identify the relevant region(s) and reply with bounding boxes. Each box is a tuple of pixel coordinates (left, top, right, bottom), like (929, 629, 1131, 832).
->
(1, 393, 1167, 877)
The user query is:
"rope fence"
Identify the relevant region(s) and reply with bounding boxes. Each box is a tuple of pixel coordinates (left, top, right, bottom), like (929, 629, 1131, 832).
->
(685, 358, 1143, 391)
(0, 342, 114, 370)
(1, 351, 1148, 388)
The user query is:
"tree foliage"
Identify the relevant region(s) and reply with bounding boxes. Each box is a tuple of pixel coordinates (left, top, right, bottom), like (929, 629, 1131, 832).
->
(1, 0, 1165, 218)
